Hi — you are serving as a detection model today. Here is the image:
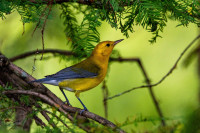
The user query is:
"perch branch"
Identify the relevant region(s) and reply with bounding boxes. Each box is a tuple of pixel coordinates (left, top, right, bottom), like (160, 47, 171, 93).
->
(3, 90, 124, 132)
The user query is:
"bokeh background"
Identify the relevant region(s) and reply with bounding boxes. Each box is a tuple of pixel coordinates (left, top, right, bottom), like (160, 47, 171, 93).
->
(0, 8, 199, 132)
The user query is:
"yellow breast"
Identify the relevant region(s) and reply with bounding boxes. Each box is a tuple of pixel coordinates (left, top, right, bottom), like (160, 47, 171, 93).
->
(58, 76, 102, 92)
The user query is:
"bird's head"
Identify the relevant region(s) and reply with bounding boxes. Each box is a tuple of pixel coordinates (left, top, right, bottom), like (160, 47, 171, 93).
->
(91, 39, 124, 57)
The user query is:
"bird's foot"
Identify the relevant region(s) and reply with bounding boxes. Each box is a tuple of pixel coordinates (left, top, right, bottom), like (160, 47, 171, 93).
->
(63, 101, 72, 106)
(80, 108, 89, 115)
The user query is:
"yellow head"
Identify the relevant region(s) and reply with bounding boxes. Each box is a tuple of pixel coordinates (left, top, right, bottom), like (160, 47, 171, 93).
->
(91, 39, 124, 58)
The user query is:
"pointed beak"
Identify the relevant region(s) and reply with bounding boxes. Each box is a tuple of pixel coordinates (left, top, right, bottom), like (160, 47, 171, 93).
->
(114, 39, 124, 46)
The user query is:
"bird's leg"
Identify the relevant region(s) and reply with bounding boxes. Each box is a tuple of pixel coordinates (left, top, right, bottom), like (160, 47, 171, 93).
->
(75, 91, 88, 114)
(77, 97, 88, 114)
(59, 88, 71, 106)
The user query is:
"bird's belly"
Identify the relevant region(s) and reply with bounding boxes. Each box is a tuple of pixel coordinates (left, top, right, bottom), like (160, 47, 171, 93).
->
(58, 77, 102, 92)
(61, 87, 75, 92)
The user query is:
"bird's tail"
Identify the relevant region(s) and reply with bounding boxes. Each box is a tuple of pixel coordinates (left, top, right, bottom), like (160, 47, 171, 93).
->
(29, 78, 59, 86)
(30, 78, 48, 83)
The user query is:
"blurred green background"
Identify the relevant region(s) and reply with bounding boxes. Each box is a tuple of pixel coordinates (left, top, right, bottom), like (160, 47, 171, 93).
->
(0, 8, 199, 132)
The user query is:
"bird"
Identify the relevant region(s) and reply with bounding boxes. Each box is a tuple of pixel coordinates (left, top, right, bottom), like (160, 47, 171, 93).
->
(31, 39, 124, 113)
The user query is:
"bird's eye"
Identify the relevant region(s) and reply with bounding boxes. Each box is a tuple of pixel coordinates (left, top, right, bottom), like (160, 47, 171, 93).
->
(106, 44, 110, 47)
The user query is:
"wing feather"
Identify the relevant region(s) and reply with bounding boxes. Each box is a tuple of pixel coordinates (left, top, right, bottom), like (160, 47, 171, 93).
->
(31, 59, 101, 84)
(45, 66, 98, 80)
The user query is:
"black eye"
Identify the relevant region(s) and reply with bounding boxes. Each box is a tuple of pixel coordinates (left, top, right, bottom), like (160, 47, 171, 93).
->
(106, 44, 110, 47)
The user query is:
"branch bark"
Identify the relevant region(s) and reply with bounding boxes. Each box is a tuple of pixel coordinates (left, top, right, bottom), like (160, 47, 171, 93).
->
(15, 107, 33, 132)
(9, 49, 73, 62)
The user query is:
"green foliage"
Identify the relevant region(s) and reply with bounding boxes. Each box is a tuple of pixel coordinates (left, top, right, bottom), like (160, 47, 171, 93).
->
(59, 0, 200, 52)
(19, 95, 30, 106)
(60, 3, 101, 59)
(115, 115, 184, 133)
(0, 0, 46, 24)
(0, 126, 27, 133)
(0, 0, 13, 19)
(184, 107, 200, 133)
(17, 4, 47, 25)
(1, 0, 199, 58)
(0, 86, 16, 131)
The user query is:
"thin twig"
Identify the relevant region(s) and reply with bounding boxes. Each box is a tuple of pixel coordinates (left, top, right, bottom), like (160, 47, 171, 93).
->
(0, 80, 5, 87)
(40, 1, 53, 60)
(35, 104, 57, 128)
(33, 115, 47, 128)
(108, 0, 117, 23)
(9, 49, 73, 62)
(111, 57, 165, 125)
(32, 5, 49, 36)
(9, 48, 139, 62)
(31, 49, 38, 75)
(102, 80, 109, 119)
(137, 60, 165, 126)
(22, 22, 25, 35)
(107, 34, 200, 100)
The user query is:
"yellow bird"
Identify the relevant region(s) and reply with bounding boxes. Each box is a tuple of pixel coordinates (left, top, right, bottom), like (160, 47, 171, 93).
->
(32, 39, 123, 113)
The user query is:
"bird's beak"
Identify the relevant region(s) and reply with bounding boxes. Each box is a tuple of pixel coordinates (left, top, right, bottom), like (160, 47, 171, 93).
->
(114, 39, 124, 46)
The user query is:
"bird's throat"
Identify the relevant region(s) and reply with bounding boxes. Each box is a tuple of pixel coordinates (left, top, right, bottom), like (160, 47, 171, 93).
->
(90, 54, 110, 68)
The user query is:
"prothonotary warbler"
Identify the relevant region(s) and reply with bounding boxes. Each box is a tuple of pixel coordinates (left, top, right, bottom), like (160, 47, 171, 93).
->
(32, 39, 123, 113)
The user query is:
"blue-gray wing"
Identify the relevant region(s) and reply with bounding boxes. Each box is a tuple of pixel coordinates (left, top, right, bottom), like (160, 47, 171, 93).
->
(45, 66, 98, 79)
(31, 66, 99, 85)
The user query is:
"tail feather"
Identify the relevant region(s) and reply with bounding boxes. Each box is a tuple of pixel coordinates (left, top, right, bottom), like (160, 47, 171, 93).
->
(30, 78, 59, 86)
(30, 78, 48, 83)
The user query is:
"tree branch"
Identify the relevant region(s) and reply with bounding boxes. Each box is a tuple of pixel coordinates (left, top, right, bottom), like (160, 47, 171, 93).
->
(3, 89, 124, 132)
(102, 80, 109, 119)
(33, 115, 47, 128)
(9, 49, 73, 62)
(136, 59, 165, 126)
(9, 49, 140, 62)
